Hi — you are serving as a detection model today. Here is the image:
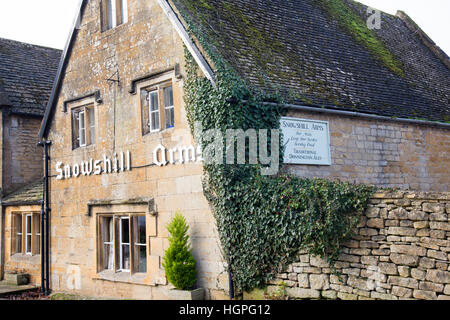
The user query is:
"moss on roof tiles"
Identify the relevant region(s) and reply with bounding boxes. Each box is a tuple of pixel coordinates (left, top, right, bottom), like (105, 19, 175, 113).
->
(2, 180, 43, 206)
(171, 0, 449, 122)
(176, 0, 328, 101)
(315, 0, 403, 77)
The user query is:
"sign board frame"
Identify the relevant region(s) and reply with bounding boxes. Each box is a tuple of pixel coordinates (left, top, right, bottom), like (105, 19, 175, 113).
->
(280, 116, 332, 166)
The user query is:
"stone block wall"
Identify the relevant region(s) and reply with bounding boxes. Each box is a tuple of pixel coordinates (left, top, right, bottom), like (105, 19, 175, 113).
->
(2, 114, 43, 193)
(269, 191, 450, 300)
(43, 0, 228, 300)
(285, 109, 450, 192)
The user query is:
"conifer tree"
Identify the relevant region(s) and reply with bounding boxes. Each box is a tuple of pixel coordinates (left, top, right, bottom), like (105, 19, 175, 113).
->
(162, 212, 197, 290)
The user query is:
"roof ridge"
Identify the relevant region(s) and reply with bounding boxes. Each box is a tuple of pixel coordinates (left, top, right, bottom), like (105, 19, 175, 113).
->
(396, 10, 450, 70)
(348, 0, 395, 18)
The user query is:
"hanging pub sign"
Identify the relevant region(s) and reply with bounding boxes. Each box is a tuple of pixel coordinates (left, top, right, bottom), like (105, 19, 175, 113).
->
(280, 117, 331, 165)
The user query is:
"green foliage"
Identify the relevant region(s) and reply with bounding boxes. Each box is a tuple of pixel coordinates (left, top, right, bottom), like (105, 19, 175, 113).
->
(315, 0, 404, 77)
(162, 212, 197, 290)
(179, 1, 375, 294)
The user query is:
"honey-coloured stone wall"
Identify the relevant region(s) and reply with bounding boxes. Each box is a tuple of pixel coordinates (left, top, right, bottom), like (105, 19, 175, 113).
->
(269, 191, 450, 300)
(285, 109, 450, 192)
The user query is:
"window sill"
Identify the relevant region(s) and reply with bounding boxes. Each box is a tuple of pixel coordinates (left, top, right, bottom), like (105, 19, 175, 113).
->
(72, 144, 96, 152)
(100, 22, 129, 35)
(94, 270, 148, 285)
(143, 127, 176, 139)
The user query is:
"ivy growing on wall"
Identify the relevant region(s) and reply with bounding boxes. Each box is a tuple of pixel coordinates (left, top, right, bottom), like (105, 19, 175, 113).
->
(180, 4, 375, 292)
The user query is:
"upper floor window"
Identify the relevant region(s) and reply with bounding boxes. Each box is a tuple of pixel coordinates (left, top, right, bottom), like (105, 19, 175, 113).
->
(141, 83, 175, 135)
(12, 212, 40, 256)
(72, 104, 95, 150)
(101, 0, 128, 32)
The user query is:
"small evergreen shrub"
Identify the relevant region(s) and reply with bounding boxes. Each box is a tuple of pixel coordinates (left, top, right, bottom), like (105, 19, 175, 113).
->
(162, 212, 197, 290)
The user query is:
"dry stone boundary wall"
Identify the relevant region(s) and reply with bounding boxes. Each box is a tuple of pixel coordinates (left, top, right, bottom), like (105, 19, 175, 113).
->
(270, 191, 450, 300)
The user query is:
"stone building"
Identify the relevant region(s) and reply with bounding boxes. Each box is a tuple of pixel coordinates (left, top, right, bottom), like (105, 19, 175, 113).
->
(0, 38, 61, 279)
(5, 0, 449, 299)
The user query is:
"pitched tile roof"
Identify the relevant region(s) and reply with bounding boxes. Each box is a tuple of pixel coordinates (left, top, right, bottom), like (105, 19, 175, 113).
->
(2, 179, 43, 206)
(171, 0, 450, 122)
(0, 38, 62, 116)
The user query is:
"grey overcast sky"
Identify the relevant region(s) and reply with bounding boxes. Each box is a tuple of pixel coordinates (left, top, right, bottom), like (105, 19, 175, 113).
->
(0, 0, 449, 54)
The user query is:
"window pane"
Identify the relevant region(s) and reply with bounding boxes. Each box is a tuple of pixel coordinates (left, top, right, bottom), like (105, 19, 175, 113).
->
(164, 86, 174, 129)
(150, 91, 159, 111)
(102, 217, 113, 242)
(34, 214, 41, 235)
(79, 111, 86, 146)
(34, 214, 41, 255)
(89, 108, 95, 144)
(16, 215, 22, 233)
(135, 216, 146, 244)
(101, 217, 114, 270)
(151, 112, 160, 131)
(79, 112, 85, 129)
(26, 215, 32, 233)
(121, 245, 130, 271)
(165, 107, 174, 129)
(134, 245, 147, 273)
(121, 0, 128, 24)
(16, 237, 22, 253)
(103, 244, 114, 270)
(36, 236, 40, 255)
(26, 235, 32, 254)
(164, 86, 174, 107)
(149, 91, 160, 132)
(72, 109, 81, 149)
(108, 0, 116, 29)
(15, 215, 22, 253)
(35, 236, 40, 255)
(121, 218, 129, 243)
(25, 215, 32, 254)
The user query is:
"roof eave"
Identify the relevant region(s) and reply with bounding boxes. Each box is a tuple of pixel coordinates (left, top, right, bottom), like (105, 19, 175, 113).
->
(2, 200, 42, 207)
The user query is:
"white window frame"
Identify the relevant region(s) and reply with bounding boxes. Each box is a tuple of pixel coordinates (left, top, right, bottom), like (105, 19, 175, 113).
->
(88, 107, 95, 146)
(118, 216, 130, 272)
(148, 90, 161, 133)
(109, 0, 117, 29)
(105, 0, 127, 31)
(133, 216, 147, 273)
(103, 217, 114, 271)
(78, 110, 87, 147)
(25, 214, 32, 255)
(71, 103, 95, 150)
(164, 86, 175, 129)
(121, 0, 128, 24)
(97, 211, 147, 275)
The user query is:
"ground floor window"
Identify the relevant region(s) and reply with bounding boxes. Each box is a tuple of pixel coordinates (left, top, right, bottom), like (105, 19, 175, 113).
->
(98, 214, 147, 274)
(12, 212, 40, 255)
